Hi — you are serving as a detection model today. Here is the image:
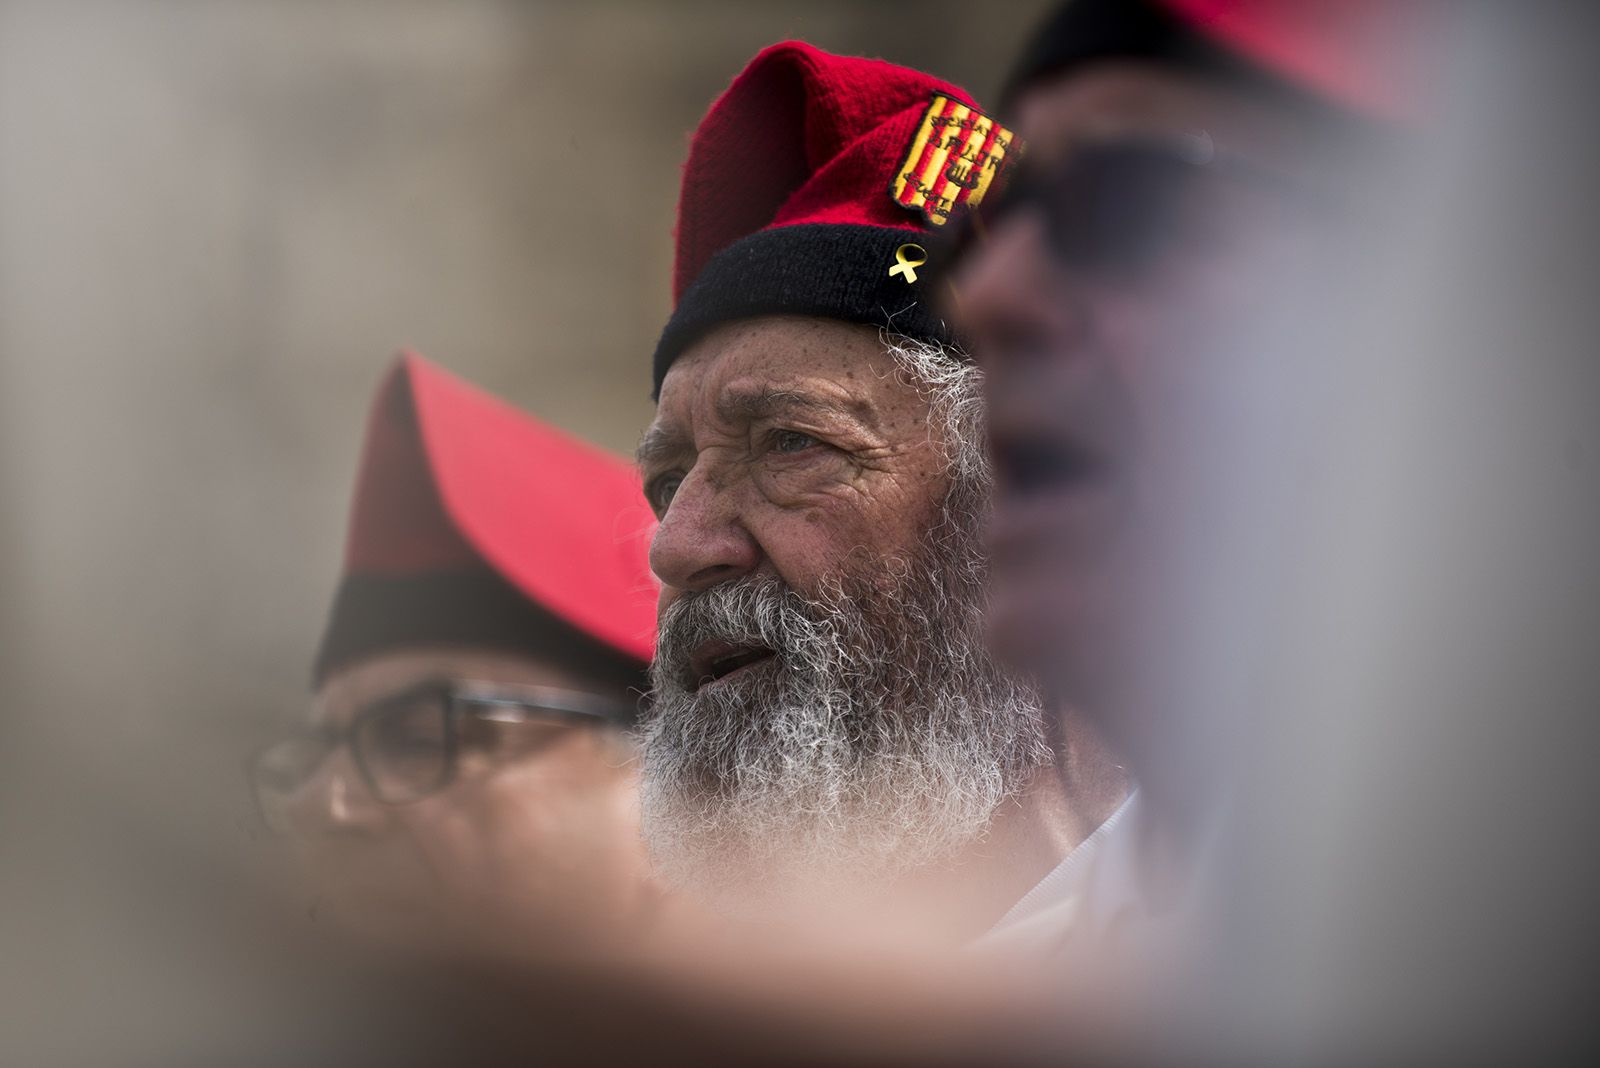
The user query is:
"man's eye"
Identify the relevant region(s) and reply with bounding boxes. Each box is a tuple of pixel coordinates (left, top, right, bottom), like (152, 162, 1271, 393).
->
(771, 429, 819, 454)
(646, 473, 683, 512)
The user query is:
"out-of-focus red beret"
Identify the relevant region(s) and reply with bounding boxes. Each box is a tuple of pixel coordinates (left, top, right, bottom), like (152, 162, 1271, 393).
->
(313, 352, 657, 685)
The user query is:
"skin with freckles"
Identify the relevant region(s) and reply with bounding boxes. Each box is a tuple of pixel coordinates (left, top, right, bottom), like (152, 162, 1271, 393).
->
(641, 316, 951, 608)
(283, 646, 654, 954)
(952, 63, 1350, 814)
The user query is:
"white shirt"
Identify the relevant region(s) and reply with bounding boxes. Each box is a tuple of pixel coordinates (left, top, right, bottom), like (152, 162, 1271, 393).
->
(974, 790, 1143, 957)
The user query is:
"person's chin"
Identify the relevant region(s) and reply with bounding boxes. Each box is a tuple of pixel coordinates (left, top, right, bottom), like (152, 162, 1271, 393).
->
(989, 569, 1072, 671)
(989, 500, 1085, 648)
(986, 509, 1123, 717)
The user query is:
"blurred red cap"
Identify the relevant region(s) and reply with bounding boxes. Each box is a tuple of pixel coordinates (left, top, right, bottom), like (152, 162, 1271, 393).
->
(1159, 0, 1434, 120)
(333, 351, 657, 666)
(1004, 0, 1441, 122)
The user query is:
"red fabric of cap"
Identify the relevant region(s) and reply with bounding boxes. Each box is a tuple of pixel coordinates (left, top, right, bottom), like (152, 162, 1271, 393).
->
(343, 352, 658, 662)
(672, 40, 977, 302)
(1158, 0, 1436, 120)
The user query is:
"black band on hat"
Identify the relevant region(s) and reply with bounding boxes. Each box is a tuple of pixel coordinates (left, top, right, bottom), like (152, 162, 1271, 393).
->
(651, 224, 960, 399)
(312, 570, 648, 707)
(1001, 0, 1340, 119)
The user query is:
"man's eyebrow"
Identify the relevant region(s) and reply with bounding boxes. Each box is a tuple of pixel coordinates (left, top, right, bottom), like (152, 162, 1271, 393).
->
(635, 425, 689, 471)
(715, 386, 863, 426)
(636, 387, 872, 470)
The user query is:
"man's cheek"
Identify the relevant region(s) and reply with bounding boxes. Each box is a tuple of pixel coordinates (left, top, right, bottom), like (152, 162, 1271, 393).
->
(464, 753, 614, 846)
(747, 504, 862, 583)
(752, 452, 878, 515)
(385, 799, 492, 889)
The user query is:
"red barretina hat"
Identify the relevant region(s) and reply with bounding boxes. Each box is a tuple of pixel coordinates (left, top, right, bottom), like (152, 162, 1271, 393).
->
(313, 352, 658, 685)
(651, 40, 1017, 397)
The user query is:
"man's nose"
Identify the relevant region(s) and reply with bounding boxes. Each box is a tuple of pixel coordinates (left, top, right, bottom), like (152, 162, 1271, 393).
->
(648, 466, 761, 594)
(286, 751, 387, 838)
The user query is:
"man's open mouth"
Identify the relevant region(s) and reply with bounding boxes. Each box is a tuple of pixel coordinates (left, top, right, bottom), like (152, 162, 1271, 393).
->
(686, 640, 778, 693)
(990, 430, 1111, 501)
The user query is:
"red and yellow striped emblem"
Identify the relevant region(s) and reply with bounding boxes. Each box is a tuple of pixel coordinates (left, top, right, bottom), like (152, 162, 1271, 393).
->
(891, 94, 1015, 227)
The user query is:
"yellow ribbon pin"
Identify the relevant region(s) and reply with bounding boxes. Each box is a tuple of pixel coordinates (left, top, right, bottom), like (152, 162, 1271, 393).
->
(889, 243, 927, 284)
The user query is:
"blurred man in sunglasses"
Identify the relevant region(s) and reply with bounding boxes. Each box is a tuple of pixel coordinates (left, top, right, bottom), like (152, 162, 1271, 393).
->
(252, 352, 660, 953)
(950, 0, 1430, 952)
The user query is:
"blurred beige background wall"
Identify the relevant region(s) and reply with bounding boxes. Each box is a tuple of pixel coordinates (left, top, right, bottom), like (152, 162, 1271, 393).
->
(0, 0, 1051, 757)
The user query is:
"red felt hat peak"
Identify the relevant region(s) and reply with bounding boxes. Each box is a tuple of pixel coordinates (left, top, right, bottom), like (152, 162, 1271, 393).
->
(341, 352, 658, 663)
(672, 40, 983, 302)
(1158, 0, 1436, 120)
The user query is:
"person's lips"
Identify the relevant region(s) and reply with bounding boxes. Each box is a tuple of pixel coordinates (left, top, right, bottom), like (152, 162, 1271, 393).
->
(986, 422, 1127, 571)
(984, 352, 1123, 507)
(686, 639, 778, 693)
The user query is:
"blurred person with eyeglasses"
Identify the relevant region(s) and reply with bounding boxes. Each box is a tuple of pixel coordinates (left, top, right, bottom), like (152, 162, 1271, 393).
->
(251, 352, 661, 956)
(946, 0, 1436, 971)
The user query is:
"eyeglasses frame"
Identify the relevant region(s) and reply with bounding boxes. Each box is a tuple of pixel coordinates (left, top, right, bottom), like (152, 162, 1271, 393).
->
(248, 678, 639, 823)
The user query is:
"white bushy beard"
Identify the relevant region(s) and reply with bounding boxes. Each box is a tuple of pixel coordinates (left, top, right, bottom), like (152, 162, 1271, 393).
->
(638, 465, 1050, 915)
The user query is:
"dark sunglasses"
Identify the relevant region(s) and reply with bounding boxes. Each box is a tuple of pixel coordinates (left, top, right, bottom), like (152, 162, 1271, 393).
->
(249, 679, 637, 831)
(937, 133, 1315, 283)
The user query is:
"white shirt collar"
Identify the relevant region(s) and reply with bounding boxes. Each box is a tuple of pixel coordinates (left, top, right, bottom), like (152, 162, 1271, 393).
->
(986, 789, 1142, 935)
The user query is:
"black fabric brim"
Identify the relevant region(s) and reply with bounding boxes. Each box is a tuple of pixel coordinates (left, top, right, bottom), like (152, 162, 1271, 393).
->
(312, 570, 649, 707)
(651, 223, 962, 399)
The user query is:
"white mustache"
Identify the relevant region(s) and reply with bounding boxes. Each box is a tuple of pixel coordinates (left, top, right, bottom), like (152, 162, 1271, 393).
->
(649, 573, 826, 701)
(638, 529, 1050, 912)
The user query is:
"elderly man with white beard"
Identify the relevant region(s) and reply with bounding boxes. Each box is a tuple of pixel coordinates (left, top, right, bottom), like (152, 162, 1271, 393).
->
(633, 41, 1128, 936)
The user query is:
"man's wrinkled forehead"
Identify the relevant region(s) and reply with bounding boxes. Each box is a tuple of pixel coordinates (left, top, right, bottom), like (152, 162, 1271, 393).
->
(641, 319, 902, 459)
